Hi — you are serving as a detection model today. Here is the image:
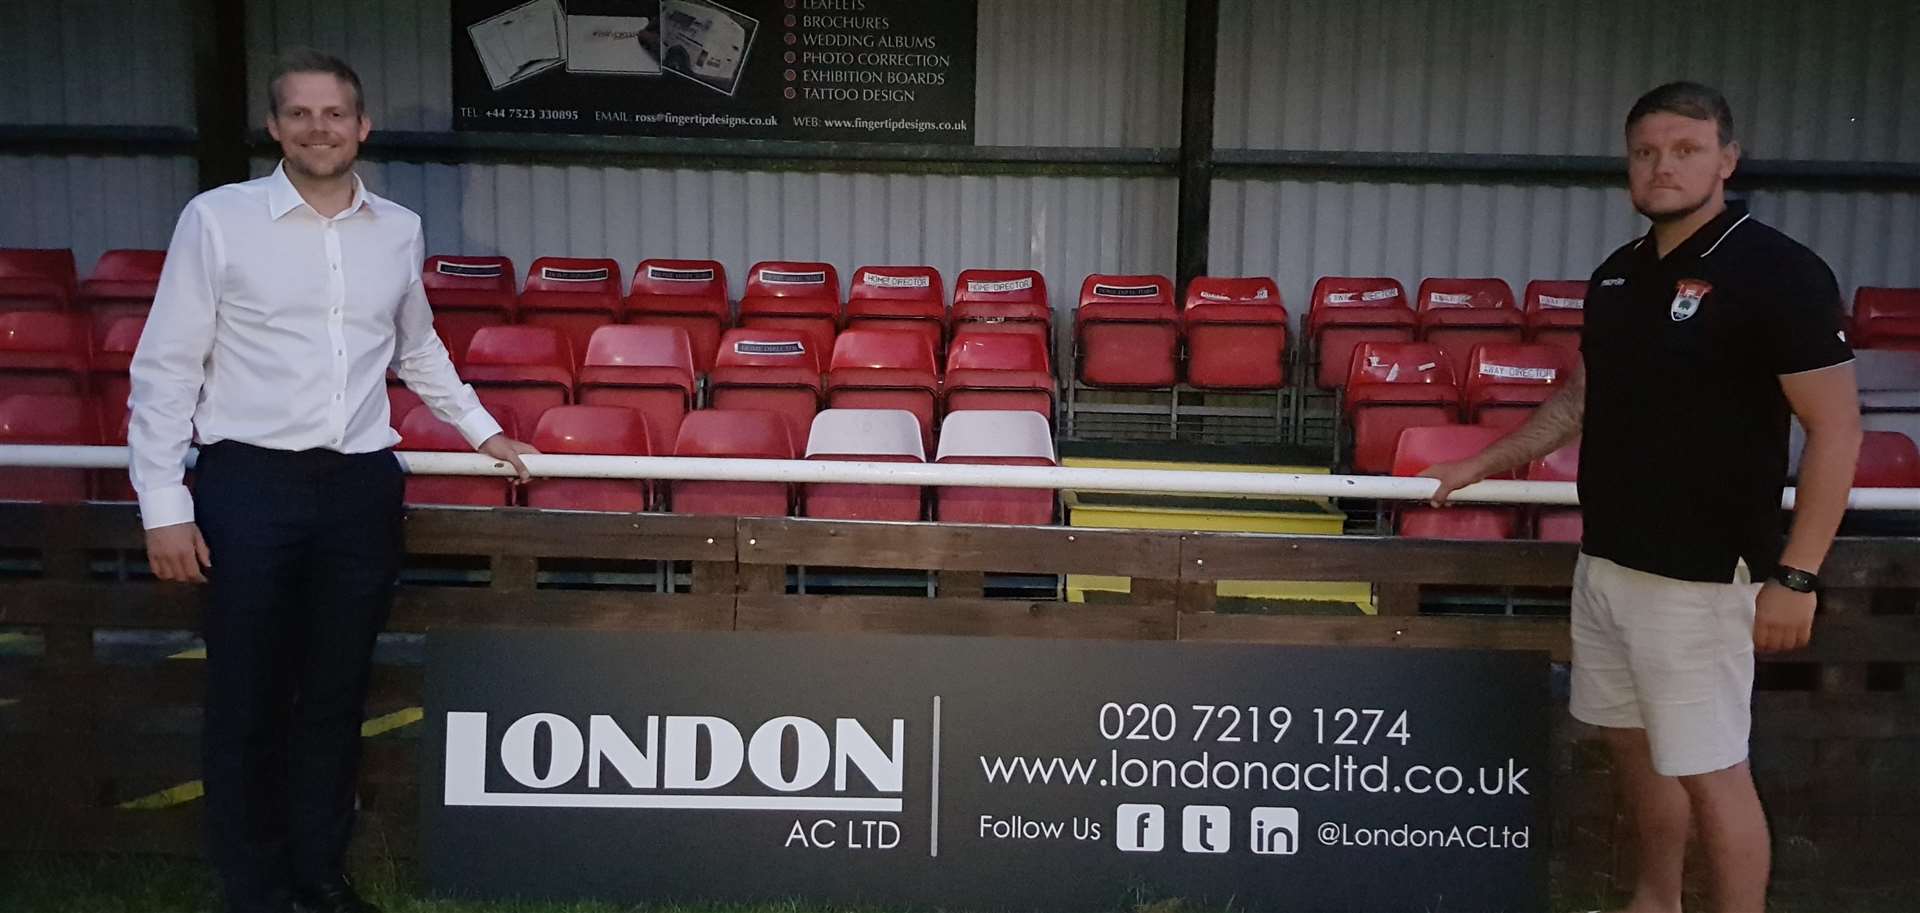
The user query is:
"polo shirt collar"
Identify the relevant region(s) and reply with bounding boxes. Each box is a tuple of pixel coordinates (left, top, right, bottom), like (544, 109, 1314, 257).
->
(266, 161, 372, 221)
(1641, 200, 1750, 264)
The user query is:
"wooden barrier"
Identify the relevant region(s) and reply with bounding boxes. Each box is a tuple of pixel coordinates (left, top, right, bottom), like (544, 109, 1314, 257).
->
(1, 502, 1916, 904)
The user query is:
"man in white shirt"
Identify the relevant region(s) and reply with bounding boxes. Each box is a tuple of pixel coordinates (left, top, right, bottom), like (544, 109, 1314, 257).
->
(130, 49, 536, 913)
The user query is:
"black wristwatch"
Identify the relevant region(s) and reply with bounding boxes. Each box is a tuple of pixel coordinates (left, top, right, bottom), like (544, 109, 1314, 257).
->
(1773, 565, 1821, 594)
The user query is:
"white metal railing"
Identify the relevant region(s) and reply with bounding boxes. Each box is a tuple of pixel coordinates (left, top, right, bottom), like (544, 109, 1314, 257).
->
(1, 444, 1916, 510)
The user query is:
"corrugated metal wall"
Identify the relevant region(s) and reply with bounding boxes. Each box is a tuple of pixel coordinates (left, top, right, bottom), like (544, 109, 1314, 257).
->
(246, 0, 1186, 145)
(0, 155, 199, 274)
(0, 0, 196, 126)
(329, 160, 1177, 309)
(1210, 180, 1920, 318)
(1214, 0, 1920, 162)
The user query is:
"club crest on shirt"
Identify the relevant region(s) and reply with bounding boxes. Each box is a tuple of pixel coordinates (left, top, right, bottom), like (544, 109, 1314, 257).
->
(1670, 279, 1712, 321)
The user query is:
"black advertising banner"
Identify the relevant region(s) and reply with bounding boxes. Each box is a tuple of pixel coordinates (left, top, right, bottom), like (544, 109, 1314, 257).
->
(423, 631, 1550, 912)
(452, 0, 977, 143)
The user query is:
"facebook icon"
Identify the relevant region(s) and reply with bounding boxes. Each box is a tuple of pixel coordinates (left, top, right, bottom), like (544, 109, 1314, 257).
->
(1115, 804, 1165, 852)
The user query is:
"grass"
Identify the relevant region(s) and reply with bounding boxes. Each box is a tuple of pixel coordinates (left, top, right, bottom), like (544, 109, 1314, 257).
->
(3, 854, 1917, 913)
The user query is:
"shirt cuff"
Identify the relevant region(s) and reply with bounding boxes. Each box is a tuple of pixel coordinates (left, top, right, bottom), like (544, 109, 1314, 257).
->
(137, 485, 197, 531)
(455, 406, 505, 450)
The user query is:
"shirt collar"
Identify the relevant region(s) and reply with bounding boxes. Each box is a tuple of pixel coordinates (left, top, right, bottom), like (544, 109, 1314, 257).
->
(266, 160, 373, 222)
(1641, 200, 1749, 264)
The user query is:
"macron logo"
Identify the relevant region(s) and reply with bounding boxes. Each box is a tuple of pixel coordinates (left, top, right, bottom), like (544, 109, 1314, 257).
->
(1600, 277, 1626, 287)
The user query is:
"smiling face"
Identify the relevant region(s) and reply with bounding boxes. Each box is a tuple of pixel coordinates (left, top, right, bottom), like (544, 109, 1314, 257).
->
(265, 71, 370, 182)
(1626, 111, 1739, 224)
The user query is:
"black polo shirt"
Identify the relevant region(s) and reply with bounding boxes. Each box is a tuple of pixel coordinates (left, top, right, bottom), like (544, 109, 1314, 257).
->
(1579, 203, 1853, 583)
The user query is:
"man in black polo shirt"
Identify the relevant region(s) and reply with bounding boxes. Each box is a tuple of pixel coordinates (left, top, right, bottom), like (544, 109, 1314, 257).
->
(1424, 82, 1861, 913)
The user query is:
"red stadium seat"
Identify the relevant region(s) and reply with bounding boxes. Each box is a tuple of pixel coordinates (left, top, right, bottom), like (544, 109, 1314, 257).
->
(1851, 288, 1920, 351)
(1416, 278, 1523, 381)
(824, 329, 939, 452)
(709, 327, 828, 447)
(801, 409, 925, 521)
(1306, 277, 1416, 389)
(462, 325, 574, 429)
(1183, 276, 1289, 390)
(423, 255, 517, 365)
(1343, 341, 1460, 475)
(952, 268, 1051, 353)
(94, 408, 136, 502)
(77, 250, 164, 345)
(1463, 343, 1577, 429)
(943, 331, 1055, 419)
(576, 325, 698, 456)
(519, 257, 623, 361)
(739, 261, 841, 344)
(397, 403, 521, 507)
(92, 317, 144, 434)
(670, 409, 794, 517)
(0, 393, 102, 502)
(1855, 431, 1920, 488)
(934, 410, 1057, 525)
(846, 265, 946, 363)
(1392, 424, 1518, 540)
(525, 405, 652, 512)
(0, 311, 90, 398)
(1526, 440, 1582, 542)
(625, 259, 730, 374)
(0, 248, 77, 313)
(1074, 274, 1177, 388)
(1522, 279, 1587, 353)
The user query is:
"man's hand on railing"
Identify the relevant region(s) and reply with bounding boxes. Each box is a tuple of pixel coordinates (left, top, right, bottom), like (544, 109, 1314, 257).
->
(146, 522, 210, 583)
(478, 434, 541, 483)
(1419, 459, 1491, 508)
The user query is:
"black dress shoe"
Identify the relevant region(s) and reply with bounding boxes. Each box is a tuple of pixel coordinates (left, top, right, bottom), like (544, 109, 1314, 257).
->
(291, 879, 381, 913)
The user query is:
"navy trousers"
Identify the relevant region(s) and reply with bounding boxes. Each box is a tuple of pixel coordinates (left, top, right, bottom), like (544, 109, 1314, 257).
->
(193, 441, 403, 908)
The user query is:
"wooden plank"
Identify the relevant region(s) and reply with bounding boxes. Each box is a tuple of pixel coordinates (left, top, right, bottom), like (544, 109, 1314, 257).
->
(1818, 588, 1871, 691)
(9, 664, 423, 714)
(401, 509, 735, 562)
(488, 555, 537, 591)
(738, 517, 1182, 577)
(1181, 533, 1579, 585)
(1817, 539, 1920, 589)
(736, 594, 1176, 640)
(390, 589, 735, 632)
(0, 502, 147, 550)
(1180, 612, 1570, 660)
(0, 580, 202, 629)
(1376, 582, 1421, 617)
(937, 571, 985, 598)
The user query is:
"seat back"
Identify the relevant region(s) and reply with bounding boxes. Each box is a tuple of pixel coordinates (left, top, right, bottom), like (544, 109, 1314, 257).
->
(1309, 276, 1407, 315)
(583, 324, 697, 382)
(805, 408, 925, 460)
(523, 256, 621, 298)
(1523, 280, 1588, 318)
(525, 405, 652, 512)
(745, 261, 841, 301)
(935, 410, 1057, 462)
(1464, 343, 1575, 426)
(1418, 278, 1516, 314)
(398, 404, 521, 506)
(947, 332, 1050, 373)
(79, 249, 165, 302)
(955, 269, 1048, 309)
(1391, 424, 1518, 540)
(1526, 440, 1581, 483)
(0, 311, 91, 396)
(423, 255, 517, 299)
(670, 409, 795, 516)
(829, 329, 937, 375)
(849, 265, 944, 306)
(1079, 274, 1174, 310)
(1855, 430, 1920, 488)
(933, 410, 1057, 525)
(463, 325, 573, 427)
(714, 327, 830, 374)
(0, 392, 100, 501)
(1852, 287, 1920, 350)
(1184, 276, 1282, 309)
(0, 248, 78, 309)
(1345, 341, 1457, 389)
(629, 258, 728, 305)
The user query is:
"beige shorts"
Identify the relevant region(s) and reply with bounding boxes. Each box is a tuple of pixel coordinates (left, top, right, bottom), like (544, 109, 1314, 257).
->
(1568, 553, 1761, 777)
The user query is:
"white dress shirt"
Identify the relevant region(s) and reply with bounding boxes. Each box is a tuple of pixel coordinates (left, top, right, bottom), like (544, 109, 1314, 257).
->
(130, 163, 502, 530)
